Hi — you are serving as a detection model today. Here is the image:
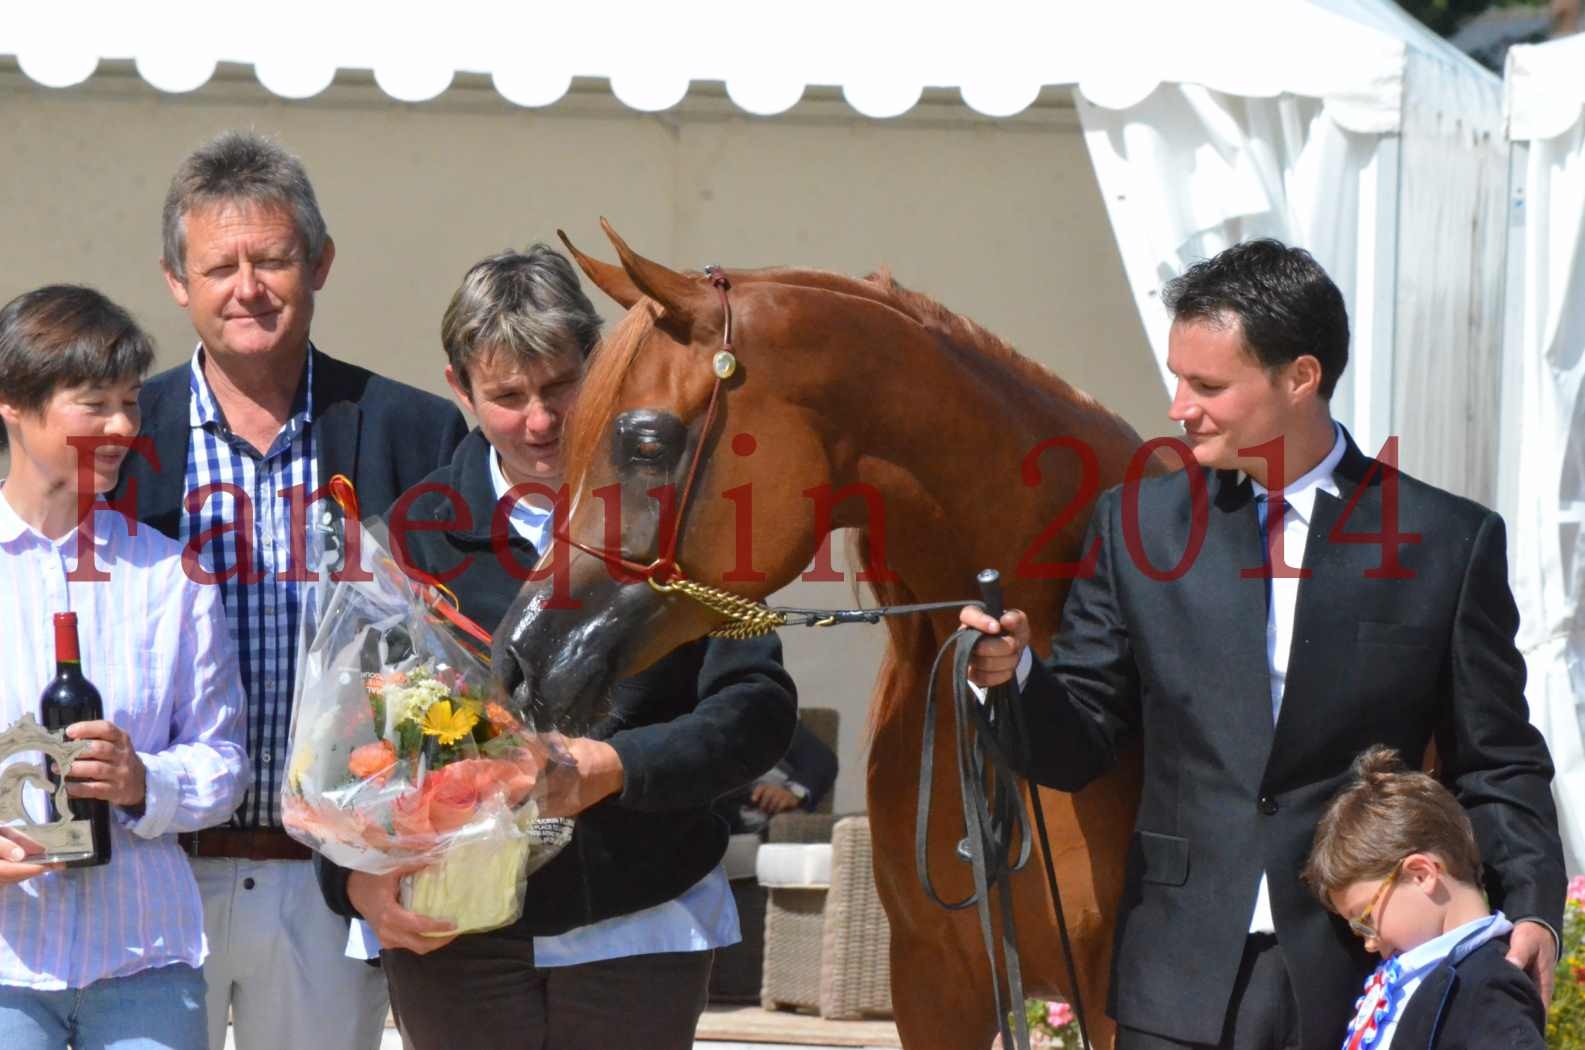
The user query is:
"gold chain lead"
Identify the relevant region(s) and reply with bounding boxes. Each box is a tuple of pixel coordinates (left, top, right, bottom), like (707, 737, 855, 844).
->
(647, 575, 788, 639)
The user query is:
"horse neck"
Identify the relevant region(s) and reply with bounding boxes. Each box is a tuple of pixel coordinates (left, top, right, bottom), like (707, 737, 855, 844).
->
(819, 327, 1125, 613)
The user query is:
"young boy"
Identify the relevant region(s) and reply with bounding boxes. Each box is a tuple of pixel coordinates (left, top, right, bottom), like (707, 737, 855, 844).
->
(1304, 746, 1547, 1050)
(0, 285, 249, 1049)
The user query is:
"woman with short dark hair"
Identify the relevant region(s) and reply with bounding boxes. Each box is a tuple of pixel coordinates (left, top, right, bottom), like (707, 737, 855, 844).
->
(0, 285, 250, 1050)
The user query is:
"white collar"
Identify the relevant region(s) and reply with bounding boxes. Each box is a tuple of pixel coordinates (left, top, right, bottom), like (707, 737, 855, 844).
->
(0, 484, 119, 551)
(1393, 911, 1512, 978)
(1248, 423, 1347, 525)
(488, 447, 554, 542)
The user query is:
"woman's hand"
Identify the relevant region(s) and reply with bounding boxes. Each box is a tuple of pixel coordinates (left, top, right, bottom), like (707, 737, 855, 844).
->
(64, 720, 147, 810)
(347, 867, 459, 955)
(0, 828, 62, 885)
(538, 738, 624, 819)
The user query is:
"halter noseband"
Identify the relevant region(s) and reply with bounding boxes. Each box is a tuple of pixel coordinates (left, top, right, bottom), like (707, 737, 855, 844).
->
(555, 266, 782, 636)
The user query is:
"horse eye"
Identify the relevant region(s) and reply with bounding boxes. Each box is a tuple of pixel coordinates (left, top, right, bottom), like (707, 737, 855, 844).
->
(613, 410, 687, 470)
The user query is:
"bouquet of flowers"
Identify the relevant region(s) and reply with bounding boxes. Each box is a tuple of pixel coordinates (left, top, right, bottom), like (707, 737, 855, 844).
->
(993, 1000, 1080, 1050)
(283, 497, 572, 936)
(1551, 874, 1585, 1050)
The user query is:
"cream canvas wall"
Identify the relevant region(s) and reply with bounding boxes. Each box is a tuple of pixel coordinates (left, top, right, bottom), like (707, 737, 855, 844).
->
(0, 63, 1166, 814)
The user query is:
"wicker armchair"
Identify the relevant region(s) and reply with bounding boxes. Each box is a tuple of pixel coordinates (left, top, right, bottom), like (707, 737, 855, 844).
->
(759, 813, 893, 1020)
(708, 707, 842, 1005)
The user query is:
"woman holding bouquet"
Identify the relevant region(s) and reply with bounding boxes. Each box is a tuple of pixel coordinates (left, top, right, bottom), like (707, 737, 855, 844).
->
(0, 285, 250, 1049)
(318, 245, 798, 1050)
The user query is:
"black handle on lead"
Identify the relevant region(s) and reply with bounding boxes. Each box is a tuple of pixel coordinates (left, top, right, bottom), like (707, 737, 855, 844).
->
(977, 568, 1004, 621)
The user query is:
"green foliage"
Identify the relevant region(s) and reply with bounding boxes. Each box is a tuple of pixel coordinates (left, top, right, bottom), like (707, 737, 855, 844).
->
(1550, 881, 1585, 1049)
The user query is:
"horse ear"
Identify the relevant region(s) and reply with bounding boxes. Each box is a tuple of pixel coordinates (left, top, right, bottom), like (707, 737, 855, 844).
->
(557, 229, 641, 310)
(599, 217, 698, 331)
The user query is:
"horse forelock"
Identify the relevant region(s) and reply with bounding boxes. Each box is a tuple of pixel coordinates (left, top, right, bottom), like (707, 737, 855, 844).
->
(564, 302, 657, 495)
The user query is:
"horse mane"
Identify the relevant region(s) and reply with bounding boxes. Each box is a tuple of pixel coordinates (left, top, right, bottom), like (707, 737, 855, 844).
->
(861, 268, 1108, 416)
(563, 265, 1136, 744)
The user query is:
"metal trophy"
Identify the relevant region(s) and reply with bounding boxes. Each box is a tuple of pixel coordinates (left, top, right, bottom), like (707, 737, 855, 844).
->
(0, 713, 96, 864)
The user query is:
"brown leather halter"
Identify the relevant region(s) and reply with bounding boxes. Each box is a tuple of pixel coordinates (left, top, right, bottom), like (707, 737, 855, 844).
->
(556, 265, 737, 592)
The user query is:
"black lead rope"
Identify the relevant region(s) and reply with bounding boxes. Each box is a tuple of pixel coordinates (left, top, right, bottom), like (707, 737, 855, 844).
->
(759, 574, 1094, 1050)
(911, 572, 1095, 1050)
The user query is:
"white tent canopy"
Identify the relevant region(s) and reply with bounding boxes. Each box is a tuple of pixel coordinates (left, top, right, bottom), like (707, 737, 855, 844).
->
(1505, 32, 1585, 877)
(3, 0, 1506, 495)
(0, 0, 1420, 122)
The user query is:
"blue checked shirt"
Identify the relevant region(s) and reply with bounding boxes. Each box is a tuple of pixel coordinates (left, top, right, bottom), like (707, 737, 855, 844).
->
(180, 347, 318, 829)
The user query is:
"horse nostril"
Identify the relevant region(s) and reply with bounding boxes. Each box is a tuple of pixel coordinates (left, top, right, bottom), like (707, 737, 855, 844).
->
(495, 648, 527, 706)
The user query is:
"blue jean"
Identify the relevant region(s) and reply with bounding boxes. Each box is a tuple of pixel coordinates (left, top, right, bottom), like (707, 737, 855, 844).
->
(0, 963, 207, 1050)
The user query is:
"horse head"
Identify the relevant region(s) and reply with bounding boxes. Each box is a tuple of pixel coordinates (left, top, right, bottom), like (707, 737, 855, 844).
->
(494, 222, 875, 730)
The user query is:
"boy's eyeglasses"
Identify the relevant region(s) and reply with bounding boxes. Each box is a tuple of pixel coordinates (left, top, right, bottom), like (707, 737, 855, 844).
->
(1348, 858, 1407, 940)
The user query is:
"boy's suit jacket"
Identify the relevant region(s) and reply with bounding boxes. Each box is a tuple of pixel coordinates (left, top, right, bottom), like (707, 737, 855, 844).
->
(1391, 937, 1545, 1050)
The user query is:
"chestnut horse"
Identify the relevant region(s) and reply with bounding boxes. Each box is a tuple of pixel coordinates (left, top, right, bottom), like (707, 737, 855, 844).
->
(494, 222, 1151, 1049)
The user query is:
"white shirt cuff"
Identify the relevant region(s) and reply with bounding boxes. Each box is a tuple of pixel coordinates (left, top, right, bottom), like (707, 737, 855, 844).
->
(969, 647, 1035, 704)
(127, 751, 180, 839)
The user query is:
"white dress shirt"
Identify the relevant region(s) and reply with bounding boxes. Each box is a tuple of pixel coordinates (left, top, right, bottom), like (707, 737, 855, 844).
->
(0, 489, 250, 989)
(1244, 425, 1345, 932)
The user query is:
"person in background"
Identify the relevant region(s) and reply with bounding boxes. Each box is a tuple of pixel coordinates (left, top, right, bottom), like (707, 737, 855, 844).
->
(319, 244, 798, 1050)
(113, 131, 468, 1050)
(713, 720, 837, 835)
(0, 284, 249, 1050)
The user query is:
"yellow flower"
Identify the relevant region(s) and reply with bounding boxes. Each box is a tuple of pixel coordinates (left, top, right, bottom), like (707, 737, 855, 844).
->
(420, 700, 479, 746)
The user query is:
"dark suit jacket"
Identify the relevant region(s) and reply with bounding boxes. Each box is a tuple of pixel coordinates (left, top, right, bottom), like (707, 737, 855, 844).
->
(112, 347, 468, 538)
(1390, 937, 1546, 1050)
(1010, 430, 1563, 1048)
(317, 428, 799, 935)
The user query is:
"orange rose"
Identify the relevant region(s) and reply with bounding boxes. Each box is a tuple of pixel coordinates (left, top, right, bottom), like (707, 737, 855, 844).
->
(348, 740, 398, 782)
(392, 781, 437, 842)
(283, 794, 367, 847)
(484, 703, 520, 732)
(443, 756, 541, 808)
(426, 765, 482, 833)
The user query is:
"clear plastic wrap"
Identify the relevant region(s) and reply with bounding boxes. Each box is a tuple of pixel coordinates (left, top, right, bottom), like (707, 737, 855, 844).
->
(283, 509, 573, 936)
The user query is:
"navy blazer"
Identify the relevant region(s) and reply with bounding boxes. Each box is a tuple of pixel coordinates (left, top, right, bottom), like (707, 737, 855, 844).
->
(1006, 429, 1563, 1048)
(1390, 937, 1545, 1050)
(112, 347, 468, 536)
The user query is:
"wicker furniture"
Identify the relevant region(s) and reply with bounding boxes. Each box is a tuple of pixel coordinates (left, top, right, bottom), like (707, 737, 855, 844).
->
(759, 814, 893, 1020)
(707, 707, 841, 1005)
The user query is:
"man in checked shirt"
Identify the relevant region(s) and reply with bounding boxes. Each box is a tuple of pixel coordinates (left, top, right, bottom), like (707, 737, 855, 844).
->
(114, 131, 468, 1050)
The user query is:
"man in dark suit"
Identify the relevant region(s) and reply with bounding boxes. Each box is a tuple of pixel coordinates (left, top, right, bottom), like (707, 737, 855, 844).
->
(960, 240, 1563, 1050)
(112, 130, 467, 1050)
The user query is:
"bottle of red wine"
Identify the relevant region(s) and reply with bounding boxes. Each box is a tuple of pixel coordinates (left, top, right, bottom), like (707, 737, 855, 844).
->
(39, 612, 111, 868)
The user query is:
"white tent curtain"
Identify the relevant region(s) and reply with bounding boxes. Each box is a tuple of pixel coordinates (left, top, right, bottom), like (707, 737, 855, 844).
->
(1078, 0, 1509, 506)
(1078, 87, 1391, 452)
(1389, 50, 1508, 509)
(1505, 32, 1585, 878)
